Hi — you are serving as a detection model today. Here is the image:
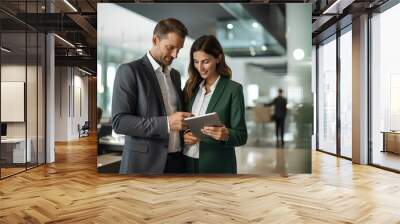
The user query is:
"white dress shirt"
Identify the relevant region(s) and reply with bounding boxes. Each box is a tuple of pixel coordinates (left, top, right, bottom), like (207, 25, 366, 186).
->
(184, 76, 220, 159)
(147, 52, 180, 153)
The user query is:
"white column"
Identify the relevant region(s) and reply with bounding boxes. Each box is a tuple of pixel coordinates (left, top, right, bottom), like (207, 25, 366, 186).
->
(46, 33, 55, 163)
(352, 14, 369, 164)
(45, 0, 56, 163)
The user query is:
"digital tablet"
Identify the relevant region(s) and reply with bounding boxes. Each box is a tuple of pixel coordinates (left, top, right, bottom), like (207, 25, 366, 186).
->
(184, 112, 223, 138)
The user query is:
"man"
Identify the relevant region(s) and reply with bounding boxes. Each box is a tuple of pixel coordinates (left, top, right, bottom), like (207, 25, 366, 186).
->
(112, 18, 192, 174)
(265, 88, 287, 147)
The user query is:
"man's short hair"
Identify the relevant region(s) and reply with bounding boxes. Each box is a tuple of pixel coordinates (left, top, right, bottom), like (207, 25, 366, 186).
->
(153, 18, 188, 39)
(278, 88, 283, 94)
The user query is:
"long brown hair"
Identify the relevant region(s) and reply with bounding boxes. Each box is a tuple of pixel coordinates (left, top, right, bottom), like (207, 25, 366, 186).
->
(184, 35, 232, 103)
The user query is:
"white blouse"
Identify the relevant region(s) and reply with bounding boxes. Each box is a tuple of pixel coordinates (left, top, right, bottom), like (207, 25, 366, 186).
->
(184, 76, 220, 159)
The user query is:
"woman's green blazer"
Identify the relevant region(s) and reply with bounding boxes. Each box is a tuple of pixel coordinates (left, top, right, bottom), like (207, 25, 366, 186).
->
(186, 76, 248, 173)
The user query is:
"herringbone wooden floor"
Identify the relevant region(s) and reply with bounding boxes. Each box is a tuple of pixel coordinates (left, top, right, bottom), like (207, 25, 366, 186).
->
(1, 135, 400, 223)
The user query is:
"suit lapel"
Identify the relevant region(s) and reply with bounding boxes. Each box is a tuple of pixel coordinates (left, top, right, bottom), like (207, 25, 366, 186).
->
(206, 76, 228, 113)
(170, 71, 183, 111)
(141, 55, 166, 114)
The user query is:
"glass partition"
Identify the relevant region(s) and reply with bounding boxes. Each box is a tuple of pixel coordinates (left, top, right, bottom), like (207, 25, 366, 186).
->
(0, 1, 46, 179)
(339, 28, 352, 158)
(371, 3, 400, 171)
(317, 36, 337, 155)
(1, 30, 28, 177)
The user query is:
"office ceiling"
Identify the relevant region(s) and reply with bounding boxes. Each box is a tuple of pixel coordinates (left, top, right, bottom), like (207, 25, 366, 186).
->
(0, 0, 392, 74)
(311, 0, 390, 43)
(119, 3, 235, 40)
(118, 3, 286, 57)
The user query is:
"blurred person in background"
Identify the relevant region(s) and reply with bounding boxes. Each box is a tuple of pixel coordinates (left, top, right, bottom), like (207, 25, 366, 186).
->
(265, 88, 287, 147)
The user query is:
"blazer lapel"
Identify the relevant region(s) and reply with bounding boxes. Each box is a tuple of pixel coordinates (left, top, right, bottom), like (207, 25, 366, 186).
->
(206, 76, 228, 114)
(170, 71, 183, 111)
(141, 55, 166, 114)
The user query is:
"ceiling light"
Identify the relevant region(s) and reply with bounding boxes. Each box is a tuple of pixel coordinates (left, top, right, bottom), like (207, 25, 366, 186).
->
(63, 0, 78, 12)
(54, 34, 75, 48)
(322, 0, 352, 15)
(293, 48, 305, 61)
(78, 67, 92, 76)
(261, 45, 268, 51)
(227, 23, 234, 30)
(252, 22, 259, 28)
(1, 47, 11, 53)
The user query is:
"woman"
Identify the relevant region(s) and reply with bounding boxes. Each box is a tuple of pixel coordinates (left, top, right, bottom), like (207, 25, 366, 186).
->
(183, 35, 247, 174)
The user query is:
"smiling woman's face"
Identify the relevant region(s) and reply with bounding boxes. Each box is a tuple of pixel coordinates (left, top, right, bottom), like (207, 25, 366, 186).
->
(193, 50, 220, 80)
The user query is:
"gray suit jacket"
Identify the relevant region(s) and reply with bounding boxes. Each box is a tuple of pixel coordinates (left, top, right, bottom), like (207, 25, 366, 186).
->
(111, 55, 184, 174)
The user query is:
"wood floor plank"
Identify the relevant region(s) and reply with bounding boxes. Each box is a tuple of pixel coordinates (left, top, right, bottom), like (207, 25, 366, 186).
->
(0, 135, 400, 223)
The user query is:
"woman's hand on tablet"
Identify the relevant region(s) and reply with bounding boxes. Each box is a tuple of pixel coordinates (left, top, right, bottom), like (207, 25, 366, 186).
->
(201, 125, 229, 141)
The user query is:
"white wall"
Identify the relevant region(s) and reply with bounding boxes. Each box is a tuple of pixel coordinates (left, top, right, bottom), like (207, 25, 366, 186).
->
(1, 63, 46, 163)
(55, 67, 68, 141)
(55, 67, 89, 141)
(1, 65, 39, 137)
(71, 73, 89, 138)
(1, 65, 26, 133)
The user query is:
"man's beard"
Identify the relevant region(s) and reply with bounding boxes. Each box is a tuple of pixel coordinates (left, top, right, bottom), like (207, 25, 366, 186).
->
(162, 56, 173, 66)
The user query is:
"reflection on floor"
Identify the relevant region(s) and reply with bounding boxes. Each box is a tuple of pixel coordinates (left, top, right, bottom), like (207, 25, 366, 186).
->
(236, 146, 311, 175)
(372, 151, 400, 171)
(0, 162, 41, 178)
(0, 167, 25, 178)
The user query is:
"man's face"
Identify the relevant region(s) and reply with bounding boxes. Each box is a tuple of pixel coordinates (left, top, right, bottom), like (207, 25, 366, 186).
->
(152, 32, 185, 67)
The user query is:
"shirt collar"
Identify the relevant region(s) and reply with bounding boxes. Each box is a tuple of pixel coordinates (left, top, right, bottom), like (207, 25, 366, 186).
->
(200, 75, 220, 94)
(147, 51, 171, 74)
